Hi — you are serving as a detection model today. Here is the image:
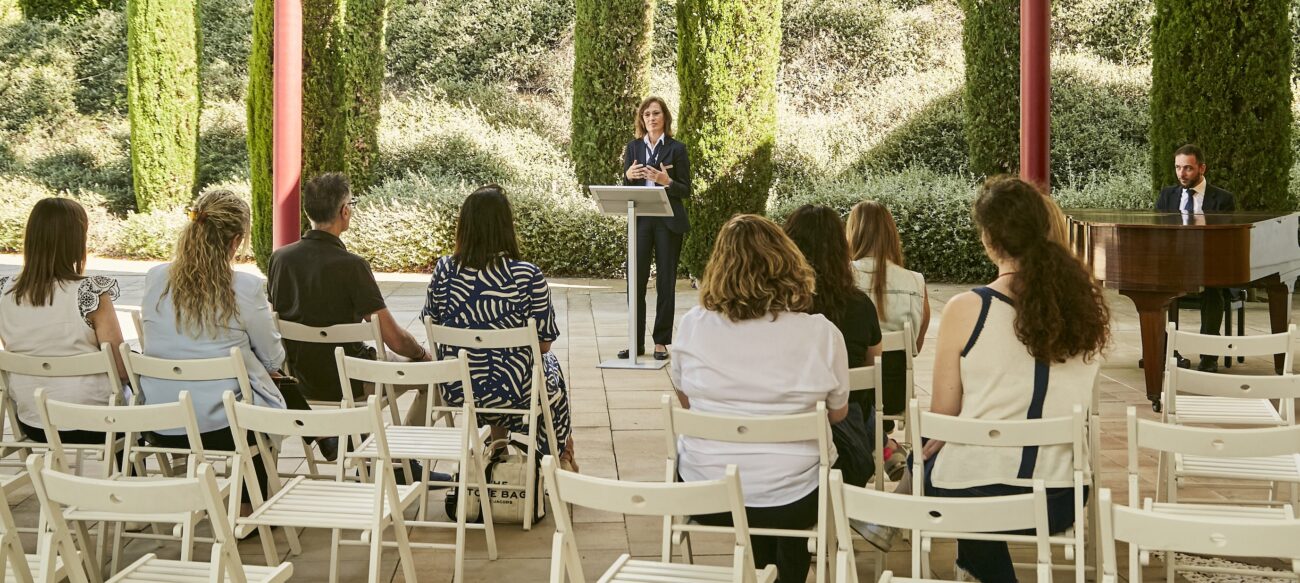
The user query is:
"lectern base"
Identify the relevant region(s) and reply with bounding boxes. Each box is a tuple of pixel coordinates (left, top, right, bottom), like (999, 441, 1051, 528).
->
(597, 358, 669, 370)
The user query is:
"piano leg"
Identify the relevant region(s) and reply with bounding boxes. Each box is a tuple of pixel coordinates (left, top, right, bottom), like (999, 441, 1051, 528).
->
(1263, 276, 1295, 374)
(1120, 290, 1180, 412)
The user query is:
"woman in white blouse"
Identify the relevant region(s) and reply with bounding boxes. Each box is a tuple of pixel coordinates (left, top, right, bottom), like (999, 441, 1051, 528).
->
(671, 214, 850, 583)
(0, 198, 127, 443)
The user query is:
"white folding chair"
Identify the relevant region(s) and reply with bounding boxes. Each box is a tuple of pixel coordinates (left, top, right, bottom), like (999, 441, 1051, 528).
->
(224, 392, 422, 583)
(424, 316, 561, 531)
(830, 470, 1053, 582)
(34, 388, 243, 573)
(27, 453, 293, 583)
(0, 468, 62, 582)
(874, 322, 916, 490)
(543, 456, 776, 583)
(0, 344, 124, 480)
(335, 348, 497, 581)
(911, 400, 1089, 583)
(661, 395, 834, 583)
(1099, 481, 1300, 582)
(1162, 322, 1296, 426)
(273, 314, 408, 423)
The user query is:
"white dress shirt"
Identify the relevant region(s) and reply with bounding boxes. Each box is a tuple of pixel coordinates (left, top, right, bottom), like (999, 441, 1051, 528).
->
(1177, 178, 1207, 214)
(642, 134, 665, 187)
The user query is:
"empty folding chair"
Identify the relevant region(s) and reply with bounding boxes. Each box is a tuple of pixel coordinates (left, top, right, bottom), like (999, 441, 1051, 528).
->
(1162, 322, 1296, 427)
(662, 395, 833, 583)
(335, 348, 497, 581)
(1098, 482, 1300, 582)
(830, 470, 1053, 583)
(543, 456, 776, 583)
(1126, 406, 1300, 557)
(911, 401, 1090, 583)
(27, 453, 292, 583)
(223, 392, 421, 583)
(424, 316, 561, 531)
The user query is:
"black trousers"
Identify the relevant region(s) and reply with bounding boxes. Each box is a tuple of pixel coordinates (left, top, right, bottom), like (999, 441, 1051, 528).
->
(634, 219, 683, 348)
(146, 428, 270, 502)
(1170, 288, 1225, 361)
(693, 487, 820, 582)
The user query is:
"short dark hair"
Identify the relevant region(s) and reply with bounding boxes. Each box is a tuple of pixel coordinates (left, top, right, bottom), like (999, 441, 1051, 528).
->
(1174, 144, 1205, 165)
(303, 173, 351, 224)
(453, 184, 520, 270)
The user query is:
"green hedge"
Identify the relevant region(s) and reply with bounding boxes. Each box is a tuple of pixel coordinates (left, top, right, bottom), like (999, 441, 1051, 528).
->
(570, 0, 653, 188)
(301, 0, 346, 193)
(676, 0, 782, 276)
(247, 0, 272, 270)
(1150, 0, 1292, 211)
(960, 0, 1018, 177)
(18, 0, 118, 21)
(126, 0, 200, 212)
(1054, 0, 1151, 64)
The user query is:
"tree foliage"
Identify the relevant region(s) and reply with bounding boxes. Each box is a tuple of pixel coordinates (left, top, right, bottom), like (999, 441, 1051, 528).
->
(960, 0, 1019, 178)
(126, 0, 200, 211)
(676, 0, 781, 276)
(247, 0, 272, 269)
(570, 0, 654, 188)
(1150, 0, 1293, 210)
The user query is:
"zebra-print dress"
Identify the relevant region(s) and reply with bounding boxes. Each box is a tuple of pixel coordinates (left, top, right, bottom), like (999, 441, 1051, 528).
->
(422, 256, 571, 455)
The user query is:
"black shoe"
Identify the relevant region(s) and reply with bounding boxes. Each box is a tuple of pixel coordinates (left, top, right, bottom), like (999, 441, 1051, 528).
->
(1196, 358, 1219, 373)
(653, 349, 669, 360)
(393, 460, 453, 489)
(617, 348, 646, 359)
(316, 437, 339, 462)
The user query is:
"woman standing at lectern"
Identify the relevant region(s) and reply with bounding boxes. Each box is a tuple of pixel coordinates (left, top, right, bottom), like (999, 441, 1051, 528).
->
(619, 96, 692, 361)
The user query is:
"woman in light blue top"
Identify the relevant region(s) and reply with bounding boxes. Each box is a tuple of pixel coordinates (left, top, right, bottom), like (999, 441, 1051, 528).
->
(139, 190, 289, 499)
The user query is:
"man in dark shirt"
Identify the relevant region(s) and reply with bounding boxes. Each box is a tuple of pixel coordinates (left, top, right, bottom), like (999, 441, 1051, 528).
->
(267, 173, 432, 415)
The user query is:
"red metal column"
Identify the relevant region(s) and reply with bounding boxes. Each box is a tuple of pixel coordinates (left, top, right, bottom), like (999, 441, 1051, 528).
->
(1020, 0, 1050, 192)
(272, 0, 303, 248)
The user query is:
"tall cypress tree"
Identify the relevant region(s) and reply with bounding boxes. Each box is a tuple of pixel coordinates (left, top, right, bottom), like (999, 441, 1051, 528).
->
(676, 0, 781, 276)
(571, 0, 655, 188)
(960, 0, 1019, 178)
(1150, 0, 1292, 210)
(341, 0, 386, 193)
(126, 0, 200, 212)
(247, 0, 273, 269)
(302, 0, 346, 194)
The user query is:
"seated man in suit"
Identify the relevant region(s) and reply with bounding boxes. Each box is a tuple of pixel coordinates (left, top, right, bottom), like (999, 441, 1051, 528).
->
(1156, 144, 1236, 372)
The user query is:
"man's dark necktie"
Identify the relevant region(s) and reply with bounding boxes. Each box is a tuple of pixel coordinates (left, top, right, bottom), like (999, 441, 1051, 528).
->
(1182, 188, 1195, 213)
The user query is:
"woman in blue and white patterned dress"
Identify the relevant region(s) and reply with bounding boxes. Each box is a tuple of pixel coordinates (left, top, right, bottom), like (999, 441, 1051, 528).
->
(422, 185, 575, 467)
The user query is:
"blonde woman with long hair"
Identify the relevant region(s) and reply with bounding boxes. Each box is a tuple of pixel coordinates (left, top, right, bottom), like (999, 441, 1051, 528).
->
(846, 201, 931, 482)
(139, 190, 300, 500)
(671, 214, 850, 582)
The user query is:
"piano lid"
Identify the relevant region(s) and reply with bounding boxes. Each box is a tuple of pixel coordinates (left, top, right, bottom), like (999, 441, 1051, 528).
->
(1064, 209, 1295, 229)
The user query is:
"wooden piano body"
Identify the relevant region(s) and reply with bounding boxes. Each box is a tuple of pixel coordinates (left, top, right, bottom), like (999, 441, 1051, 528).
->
(1066, 210, 1300, 409)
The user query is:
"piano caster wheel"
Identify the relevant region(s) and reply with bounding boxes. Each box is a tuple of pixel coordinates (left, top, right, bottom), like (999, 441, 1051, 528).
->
(1151, 399, 1162, 413)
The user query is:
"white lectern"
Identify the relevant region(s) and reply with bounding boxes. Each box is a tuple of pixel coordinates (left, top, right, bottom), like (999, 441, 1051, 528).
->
(590, 185, 674, 370)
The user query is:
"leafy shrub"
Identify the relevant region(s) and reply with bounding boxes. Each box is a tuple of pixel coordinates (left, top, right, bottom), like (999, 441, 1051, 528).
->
(0, 19, 78, 131)
(17, 0, 120, 21)
(386, 0, 575, 88)
(198, 102, 250, 189)
(344, 174, 625, 276)
(64, 9, 126, 113)
(1054, 0, 1151, 64)
(199, 0, 252, 101)
(110, 209, 187, 258)
(0, 175, 53, 252)
(16, 117, 134, 212)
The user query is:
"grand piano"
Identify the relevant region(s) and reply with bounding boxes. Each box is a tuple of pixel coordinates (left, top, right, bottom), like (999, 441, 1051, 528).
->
(1066, 210, 1300, 410)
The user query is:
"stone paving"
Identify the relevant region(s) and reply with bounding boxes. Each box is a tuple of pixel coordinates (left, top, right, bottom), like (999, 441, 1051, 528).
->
(1, 254, 1296, 582)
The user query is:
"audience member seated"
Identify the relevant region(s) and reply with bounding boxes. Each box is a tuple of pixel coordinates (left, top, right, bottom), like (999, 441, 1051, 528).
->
(784, 204, 881, 488)
(846, 200, 931, 477)
(421, 184, 575, 469)
(139, 190, 305, 499)
(885, 176, 1110, 582)
(0, 198, 128, 444)
(268, 173, 432, 433)
(671, 214, 850, 583)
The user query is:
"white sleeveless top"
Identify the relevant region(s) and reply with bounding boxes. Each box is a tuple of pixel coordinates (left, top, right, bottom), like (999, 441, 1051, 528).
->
(851, 258, 925, 338)
(930, 287, 1098, 489)
(0, 275, 120, 427)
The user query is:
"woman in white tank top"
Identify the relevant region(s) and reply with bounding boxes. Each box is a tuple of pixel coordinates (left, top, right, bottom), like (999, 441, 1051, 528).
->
(0, 198, 128, 444)
(923, 177, 1110, 582)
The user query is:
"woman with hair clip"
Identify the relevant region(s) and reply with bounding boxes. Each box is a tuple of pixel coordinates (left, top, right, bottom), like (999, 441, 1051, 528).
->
(783, 204, 881, 488)
(846, 200, 931, 479)
(910, 176, 1110, 581)
(0, 198, 128, 444)
(139, 190, 308, 503)
(672, 214, 850, 583)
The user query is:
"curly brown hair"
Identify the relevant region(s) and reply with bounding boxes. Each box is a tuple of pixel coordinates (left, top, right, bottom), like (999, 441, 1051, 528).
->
(974, 176, 1110, 363)
(783, 205, 867, 328)
(166, 190, 250, 336)
(699, 214, 815, 322)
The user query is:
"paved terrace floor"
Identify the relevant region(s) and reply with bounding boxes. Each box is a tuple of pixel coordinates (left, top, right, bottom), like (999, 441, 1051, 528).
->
(1, 255, 1296, 582)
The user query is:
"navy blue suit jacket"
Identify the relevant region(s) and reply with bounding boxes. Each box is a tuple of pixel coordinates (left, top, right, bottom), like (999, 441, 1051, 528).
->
(1155, 183, 1235, 212)
(622, 137, 691, 234)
